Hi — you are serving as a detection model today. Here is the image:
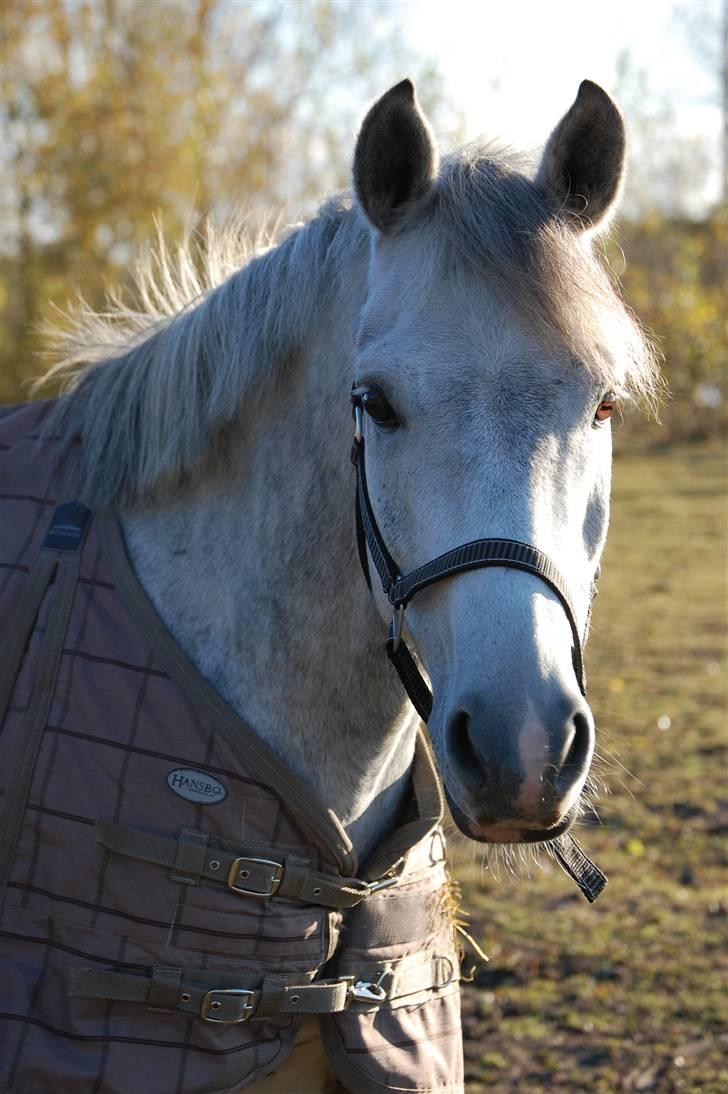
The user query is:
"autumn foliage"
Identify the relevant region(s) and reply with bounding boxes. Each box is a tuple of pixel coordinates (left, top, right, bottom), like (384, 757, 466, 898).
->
(2, 0, 724, 441)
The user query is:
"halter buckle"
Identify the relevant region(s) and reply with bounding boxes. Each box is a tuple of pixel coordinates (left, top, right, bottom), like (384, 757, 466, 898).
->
(389, 604, 405, 652)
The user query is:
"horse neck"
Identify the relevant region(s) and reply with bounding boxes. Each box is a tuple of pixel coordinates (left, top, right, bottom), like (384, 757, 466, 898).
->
(121, 263, 418, 864)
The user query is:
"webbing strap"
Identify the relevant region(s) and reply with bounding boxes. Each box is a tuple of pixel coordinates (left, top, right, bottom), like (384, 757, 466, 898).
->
(0, 502, 91, 910)
(95, 820, 378, 908)
(552, 833, 607, 903)
(392, 537, 584, 692)
(352, 442, 397, 600)
(67, 949, 456, 1022)
(338, 950, 458, 1005)
(386, 626, 433, 722)
(68, 966, 348, 1021)
(146, 966, 184, 1011)
(170, 828, 210, 885)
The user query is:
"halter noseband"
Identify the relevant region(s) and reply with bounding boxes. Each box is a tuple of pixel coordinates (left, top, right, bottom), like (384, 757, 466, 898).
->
(351, 392, 594, 723)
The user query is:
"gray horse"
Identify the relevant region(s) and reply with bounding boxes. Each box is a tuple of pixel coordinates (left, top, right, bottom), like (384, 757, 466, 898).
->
(22, 78, 657, 1091)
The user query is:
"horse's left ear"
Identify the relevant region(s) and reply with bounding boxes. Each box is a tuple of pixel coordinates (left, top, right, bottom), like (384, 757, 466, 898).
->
(537, 80, 626, 232)
(353, 79, 438, 235)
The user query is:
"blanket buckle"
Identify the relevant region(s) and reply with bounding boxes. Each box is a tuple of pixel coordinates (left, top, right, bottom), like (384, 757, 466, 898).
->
(228, 857, 283, 897)
(200, 988, 256, 1023)
(366, 855, 406, 894)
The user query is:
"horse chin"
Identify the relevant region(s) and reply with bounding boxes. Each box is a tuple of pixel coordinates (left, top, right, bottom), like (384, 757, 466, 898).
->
(445, 790, 579, 846)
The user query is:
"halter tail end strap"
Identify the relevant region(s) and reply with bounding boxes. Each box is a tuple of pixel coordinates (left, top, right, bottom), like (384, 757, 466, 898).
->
(553, 833, 607, 902)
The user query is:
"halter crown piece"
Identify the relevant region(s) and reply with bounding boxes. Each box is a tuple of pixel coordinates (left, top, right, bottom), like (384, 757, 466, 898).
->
(350, 388, 607, 902)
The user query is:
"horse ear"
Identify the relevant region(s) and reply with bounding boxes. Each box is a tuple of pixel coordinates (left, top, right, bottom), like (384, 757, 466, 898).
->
(537, 80, 626, 232)
(353, 79, 438, 234)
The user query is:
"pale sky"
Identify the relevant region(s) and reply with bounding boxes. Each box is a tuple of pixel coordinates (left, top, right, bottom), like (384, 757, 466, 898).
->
(393, 0, 724, 208)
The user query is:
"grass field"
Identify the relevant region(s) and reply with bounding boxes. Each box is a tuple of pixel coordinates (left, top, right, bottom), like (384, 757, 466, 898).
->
(454, 441, 727, 1093)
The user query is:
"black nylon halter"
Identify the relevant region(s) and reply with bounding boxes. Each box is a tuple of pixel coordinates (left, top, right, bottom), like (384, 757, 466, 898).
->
(351, 395, 590, 722)
(350, 391, 606, 902)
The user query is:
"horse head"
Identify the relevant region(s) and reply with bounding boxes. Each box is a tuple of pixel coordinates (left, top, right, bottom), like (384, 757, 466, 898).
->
(350, 79, 635, 845)
(44, 76, 657, 863)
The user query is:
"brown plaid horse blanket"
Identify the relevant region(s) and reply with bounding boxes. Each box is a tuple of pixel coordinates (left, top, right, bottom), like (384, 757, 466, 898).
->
(0, 400, 463, 1093)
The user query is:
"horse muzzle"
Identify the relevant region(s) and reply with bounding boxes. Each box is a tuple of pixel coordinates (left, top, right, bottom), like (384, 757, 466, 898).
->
(442, 691, 595, 843)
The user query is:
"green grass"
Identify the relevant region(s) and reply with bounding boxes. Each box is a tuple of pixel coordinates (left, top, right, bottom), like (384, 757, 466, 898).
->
(452, 441, 727, 1093)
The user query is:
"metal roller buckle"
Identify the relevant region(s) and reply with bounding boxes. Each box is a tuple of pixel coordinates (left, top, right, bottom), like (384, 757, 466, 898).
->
(201, 988, 256, 1023)
(227, 857, 283, 897)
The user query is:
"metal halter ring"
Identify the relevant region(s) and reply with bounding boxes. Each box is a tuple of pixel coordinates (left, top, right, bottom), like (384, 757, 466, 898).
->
(390, 604, 405, 652)
(353, 404, 363, 443)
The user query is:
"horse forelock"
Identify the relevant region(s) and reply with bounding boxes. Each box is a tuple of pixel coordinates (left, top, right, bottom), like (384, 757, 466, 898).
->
(430, 142, 660, 405)
(39, 142, 660, 509)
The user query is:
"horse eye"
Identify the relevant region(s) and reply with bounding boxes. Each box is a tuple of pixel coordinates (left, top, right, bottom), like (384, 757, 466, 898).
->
(595, 394, 617, 423)
(362, 389, 400, 429)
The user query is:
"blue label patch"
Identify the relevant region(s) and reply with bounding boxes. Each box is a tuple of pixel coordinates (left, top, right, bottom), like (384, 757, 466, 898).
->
(44, 500, 92, 552)
(166, 768, 227, 805)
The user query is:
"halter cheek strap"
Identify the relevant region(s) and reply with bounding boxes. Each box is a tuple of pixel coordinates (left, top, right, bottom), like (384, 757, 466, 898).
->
(350, 392, 606, 902)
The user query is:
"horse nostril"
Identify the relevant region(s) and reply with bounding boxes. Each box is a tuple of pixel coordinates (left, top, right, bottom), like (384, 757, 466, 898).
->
(447, 709, 483, 785)
(555, 709, 592, 793)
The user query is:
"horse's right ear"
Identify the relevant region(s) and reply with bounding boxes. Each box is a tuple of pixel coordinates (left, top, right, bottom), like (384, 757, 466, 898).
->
(353, 79, 438, 235)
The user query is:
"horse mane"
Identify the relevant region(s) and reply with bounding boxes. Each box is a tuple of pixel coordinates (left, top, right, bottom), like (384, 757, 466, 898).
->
(41, 141, 660, 509)
(43, 195, 367, 507)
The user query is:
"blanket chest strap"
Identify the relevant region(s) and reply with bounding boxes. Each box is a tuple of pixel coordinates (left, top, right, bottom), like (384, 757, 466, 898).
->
(95, 819, 386, 908)
(67, 949, 457, 1024)
(68, 966, 352, 1023)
